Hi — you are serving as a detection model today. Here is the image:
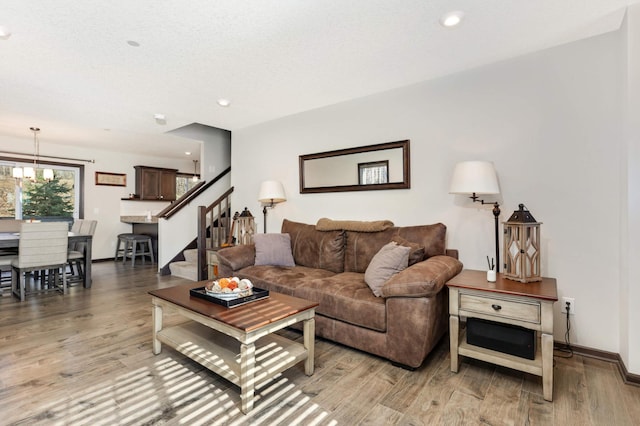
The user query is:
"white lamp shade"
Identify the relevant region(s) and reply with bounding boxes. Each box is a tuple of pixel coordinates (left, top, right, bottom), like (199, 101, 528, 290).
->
(43, 168, 54, 180)
(23, 167, 35, 180)
(12, 167, 23, 178)
(258, 180, 286, 204)
(449, 161, 500, 195)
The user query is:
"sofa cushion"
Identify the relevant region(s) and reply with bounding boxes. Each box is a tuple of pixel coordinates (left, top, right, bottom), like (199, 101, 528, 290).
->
(254, 233, 295, 267)
(217, 244, 256, 273)
(237, 265, 336, 296)
(344, 228, 396, 273)
(294, 272, 387, 332)
(392, 235, 425, 266)
(344, 223, 447, 273)
(364, 242, 410, 297)
(316, 218, 394, 232)
(282, 219, 345, 273)
(395, 223, 447, 259)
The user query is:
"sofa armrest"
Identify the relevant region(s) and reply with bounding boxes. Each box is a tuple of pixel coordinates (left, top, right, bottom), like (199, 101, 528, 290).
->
(216, 244, 256, 274)
(380, 255, 463, 298)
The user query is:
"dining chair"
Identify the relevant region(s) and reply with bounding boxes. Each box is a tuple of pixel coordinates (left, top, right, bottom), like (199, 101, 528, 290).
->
(11, 222, 69, 302)
(67, 219, 97, 285)
(0, 253, 17, 295)
(70, 219, 82, 234)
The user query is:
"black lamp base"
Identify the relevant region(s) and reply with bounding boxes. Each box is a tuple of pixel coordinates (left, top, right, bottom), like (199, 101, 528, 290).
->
(262, 206, 267, 233)
(470, 193, 501, 273)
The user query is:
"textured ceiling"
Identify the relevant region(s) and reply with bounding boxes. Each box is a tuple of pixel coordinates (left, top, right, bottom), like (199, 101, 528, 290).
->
(0, 0, 636, 159)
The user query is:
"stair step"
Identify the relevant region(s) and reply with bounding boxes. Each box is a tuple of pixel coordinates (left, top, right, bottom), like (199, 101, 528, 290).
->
(169, 261, 198, 281)
(183, 249, 198, 263)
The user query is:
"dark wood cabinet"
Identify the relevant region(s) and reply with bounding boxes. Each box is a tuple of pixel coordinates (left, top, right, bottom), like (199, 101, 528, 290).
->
(135, 166, 177, 201)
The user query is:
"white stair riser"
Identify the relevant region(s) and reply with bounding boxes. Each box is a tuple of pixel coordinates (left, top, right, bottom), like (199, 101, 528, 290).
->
(169, 261, 198, 281)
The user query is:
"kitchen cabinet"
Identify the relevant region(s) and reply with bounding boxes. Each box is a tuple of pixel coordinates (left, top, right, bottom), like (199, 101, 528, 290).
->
(135, 166, 178, 201)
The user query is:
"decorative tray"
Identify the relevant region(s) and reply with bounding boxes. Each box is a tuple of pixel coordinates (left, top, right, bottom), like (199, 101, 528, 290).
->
(190, 286, 270, 308)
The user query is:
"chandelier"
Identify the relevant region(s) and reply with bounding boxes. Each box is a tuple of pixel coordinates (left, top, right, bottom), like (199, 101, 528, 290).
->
(13, 127, 54, 181)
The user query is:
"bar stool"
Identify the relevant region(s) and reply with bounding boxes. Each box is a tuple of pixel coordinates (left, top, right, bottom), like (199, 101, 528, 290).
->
(115, 234, 154, 266)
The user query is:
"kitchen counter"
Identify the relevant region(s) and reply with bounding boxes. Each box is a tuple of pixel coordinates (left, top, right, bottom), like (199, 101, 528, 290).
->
(120, 215, 159, 224)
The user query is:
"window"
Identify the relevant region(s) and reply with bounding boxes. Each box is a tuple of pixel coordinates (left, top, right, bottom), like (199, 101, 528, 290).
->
(176, 173, 199, 199)
(0, 160, 82, 219)
(358, 161, 389, 185)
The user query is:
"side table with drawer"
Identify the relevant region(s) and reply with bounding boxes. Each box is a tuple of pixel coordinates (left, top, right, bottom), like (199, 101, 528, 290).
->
(446, 269, 558, 401)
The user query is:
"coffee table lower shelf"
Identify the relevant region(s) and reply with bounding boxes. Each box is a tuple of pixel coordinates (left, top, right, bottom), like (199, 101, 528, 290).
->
(157, 321, 309, 387)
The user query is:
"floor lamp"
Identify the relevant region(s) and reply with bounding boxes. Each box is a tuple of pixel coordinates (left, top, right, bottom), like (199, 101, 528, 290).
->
(258, 180, 286, 233)
(449, 161, 501, 272)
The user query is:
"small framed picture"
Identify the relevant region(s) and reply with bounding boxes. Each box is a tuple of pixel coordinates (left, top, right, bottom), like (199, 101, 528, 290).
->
(358, 161, 389, 185)
(95, 171, 127, 187)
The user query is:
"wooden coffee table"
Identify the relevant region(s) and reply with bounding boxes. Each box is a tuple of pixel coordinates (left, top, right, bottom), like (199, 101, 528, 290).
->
(149, 282, 318, 414)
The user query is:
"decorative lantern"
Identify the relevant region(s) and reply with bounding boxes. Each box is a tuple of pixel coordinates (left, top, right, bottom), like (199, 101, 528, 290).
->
(234, 207, 255, 245)
(502, 204, 542, 283)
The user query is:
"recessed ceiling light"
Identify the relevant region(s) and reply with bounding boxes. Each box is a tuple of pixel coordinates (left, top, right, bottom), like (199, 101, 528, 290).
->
(0, 25, 11, 40)
(185, 151, 192, 156)
(127, 40, 140, 47)
(154, 113, 166, 125)
(217, 98, 231, 107)
(440, 11, 464, 28)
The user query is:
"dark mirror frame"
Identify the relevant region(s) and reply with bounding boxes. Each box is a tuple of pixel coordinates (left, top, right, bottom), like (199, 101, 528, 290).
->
(299, 140, 410, 193)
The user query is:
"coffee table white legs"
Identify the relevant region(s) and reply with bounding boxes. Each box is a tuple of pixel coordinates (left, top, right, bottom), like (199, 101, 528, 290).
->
(303, 317, 315, 375)
(152, 303, 163, 355)
(240, 342, 256, 413)
(241, 317, 315, 413)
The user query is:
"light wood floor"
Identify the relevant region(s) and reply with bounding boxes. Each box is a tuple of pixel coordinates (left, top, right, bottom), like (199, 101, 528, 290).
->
(1, 262, 639, 426)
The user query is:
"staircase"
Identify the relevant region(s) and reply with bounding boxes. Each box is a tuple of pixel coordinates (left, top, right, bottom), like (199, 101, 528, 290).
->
(168, 221, 227, 281)
(169, 249, 198, 281)
(166, 185, 235, 281)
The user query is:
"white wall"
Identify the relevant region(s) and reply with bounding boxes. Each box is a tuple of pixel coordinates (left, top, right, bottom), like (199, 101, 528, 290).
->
(231, 28, 635, 370)
(622, 5, 640, 374)
(168, 123, 231, 181)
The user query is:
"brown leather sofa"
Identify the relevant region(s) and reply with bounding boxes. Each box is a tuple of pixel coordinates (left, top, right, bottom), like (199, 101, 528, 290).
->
(216, 219, 463, 368)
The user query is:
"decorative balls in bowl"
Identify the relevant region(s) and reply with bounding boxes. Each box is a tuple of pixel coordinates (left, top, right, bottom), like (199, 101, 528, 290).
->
(205, 277, 253, 299)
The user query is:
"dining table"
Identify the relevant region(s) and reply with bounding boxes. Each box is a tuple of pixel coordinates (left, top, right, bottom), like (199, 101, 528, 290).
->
(0, 231, 93, 288)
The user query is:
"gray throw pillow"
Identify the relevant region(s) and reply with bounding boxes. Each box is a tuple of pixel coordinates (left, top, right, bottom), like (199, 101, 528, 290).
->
(254, 233, 296, 267)
(364, 242, 410, 297)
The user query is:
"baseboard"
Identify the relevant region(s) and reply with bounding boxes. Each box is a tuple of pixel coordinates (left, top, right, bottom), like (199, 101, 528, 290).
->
(554, 341, 640, 386)
(616, 353, 640, 386)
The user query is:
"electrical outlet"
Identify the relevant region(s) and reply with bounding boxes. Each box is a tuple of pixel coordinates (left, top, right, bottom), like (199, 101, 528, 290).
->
(561, 297, 575, 315)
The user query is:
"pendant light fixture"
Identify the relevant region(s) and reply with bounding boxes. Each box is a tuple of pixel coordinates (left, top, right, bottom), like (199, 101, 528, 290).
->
(25, 127, 40, 180)
(13, 127, 54, 181)
(192, 159, 199, 182)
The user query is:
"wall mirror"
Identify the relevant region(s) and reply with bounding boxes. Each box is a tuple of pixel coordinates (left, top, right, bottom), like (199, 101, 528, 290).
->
(299, 140, 410, 193)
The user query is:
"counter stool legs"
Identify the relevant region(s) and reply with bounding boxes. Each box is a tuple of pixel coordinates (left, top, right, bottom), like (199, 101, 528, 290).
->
(115, 234, 154, 266)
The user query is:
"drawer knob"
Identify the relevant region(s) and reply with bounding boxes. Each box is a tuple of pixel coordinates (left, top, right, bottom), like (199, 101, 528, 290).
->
(491, 304, 502, 311)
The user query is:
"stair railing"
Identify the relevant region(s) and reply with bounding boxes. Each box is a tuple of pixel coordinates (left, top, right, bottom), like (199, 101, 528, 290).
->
(197, 186, 234, 280)
(158, 166, 231, 220)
